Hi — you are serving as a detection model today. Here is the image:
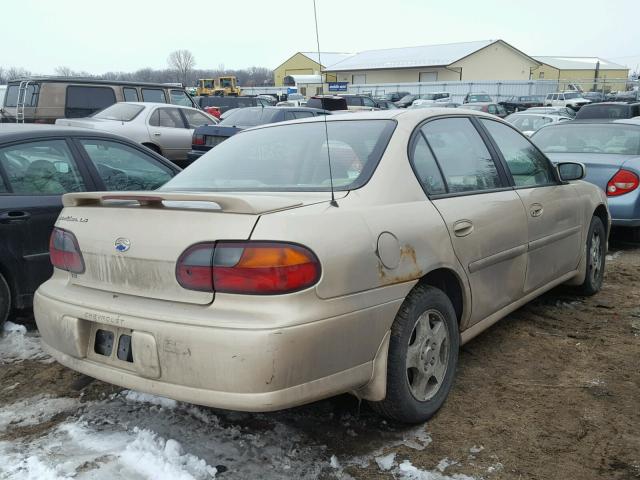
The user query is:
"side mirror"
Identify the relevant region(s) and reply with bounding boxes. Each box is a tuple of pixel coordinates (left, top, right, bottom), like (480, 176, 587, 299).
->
(557, 162, 585, 181)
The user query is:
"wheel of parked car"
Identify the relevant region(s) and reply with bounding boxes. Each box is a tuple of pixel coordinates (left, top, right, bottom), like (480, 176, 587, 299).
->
(0, 272, 11, 328)
(575, 216, 606, 296)
(369, 284, 459, 423)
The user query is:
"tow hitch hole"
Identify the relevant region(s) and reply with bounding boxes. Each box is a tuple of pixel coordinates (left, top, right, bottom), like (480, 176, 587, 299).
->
(117, 334, 134, 363)
(94, 329, 114, 356)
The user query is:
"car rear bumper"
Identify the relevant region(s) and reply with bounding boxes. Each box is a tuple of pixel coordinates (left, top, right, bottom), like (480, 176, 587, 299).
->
(608, 189, 640, 227)
(34, 279, 402, 411)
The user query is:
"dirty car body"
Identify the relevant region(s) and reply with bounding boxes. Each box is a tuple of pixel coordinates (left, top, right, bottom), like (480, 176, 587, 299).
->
(35, 109, 609, 423)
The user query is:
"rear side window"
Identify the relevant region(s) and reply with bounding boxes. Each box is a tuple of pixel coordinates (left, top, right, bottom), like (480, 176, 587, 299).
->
(182, 109, 214, 128)
(141, 88, 167, 103)
(410, 134, 446, 195)
(65, 86, 116, 118)
(421, 118, 501, 193)
(0, 140, 85, 194)
(79, 139, 173, 190)
(149, 108, 185, 128)
(123, 87, 139, 102)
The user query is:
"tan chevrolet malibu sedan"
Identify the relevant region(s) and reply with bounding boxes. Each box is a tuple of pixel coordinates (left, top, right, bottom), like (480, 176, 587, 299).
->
(34, 109, 609, 423)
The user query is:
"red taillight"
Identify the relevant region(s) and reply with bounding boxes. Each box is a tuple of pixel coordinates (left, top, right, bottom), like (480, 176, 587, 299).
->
(49, 227, 85, 274)
(607, 169, 639, 196)
(176, 241, 321, 294)
(192, 134, 205, 146)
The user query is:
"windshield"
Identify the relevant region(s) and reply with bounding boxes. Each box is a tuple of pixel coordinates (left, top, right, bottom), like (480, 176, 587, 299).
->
(533, 124, 640, 155)
(92, 103, 144, 121)
(161, 120, 396, 192)
(219, 108, 280, 127)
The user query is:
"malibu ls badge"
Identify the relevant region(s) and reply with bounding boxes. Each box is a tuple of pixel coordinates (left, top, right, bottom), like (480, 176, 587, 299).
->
(115, 237, 131, 252)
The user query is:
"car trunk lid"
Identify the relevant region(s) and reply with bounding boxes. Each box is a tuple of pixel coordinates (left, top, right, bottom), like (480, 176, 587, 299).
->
(57, 191, 309, 305)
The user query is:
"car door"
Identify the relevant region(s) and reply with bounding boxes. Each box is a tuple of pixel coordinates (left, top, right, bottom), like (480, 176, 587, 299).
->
(75, 137, 177, 191)
(479, 119, 582, 292)
(0, 138, 92, 303)
(414, 117, 529, 325)
(147, 107, 190, 160)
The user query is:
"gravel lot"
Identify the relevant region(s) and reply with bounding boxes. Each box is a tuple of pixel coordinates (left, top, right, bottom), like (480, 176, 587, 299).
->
(1, 239, 638, 480)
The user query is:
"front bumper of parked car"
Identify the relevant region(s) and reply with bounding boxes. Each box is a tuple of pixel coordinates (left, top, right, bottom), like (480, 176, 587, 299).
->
(34, 276, 401, 411)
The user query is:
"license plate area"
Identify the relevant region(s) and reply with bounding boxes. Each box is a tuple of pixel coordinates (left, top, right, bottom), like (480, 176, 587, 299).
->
(87, 323, 136, 371)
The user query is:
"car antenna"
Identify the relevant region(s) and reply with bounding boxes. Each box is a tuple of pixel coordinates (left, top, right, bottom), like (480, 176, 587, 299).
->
(313, 0, 338, 207)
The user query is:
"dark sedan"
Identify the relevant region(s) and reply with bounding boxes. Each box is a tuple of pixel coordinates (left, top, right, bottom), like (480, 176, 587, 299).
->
(0, 125, 180, 326)
(499, 95, 544, 113)
(188, 107, 329, 162)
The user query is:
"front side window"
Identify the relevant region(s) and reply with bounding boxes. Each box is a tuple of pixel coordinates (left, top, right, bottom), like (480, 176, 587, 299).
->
(79, 139, 173, 190)
(141, 88, 167, 103)
(481, 119, 555, 187)
(161, 120, 396, 192)
(421, 118, 501, 193)
(65, 86, 116, 118)
(362, 97, 376, 107)
(0, 140, 85, 195)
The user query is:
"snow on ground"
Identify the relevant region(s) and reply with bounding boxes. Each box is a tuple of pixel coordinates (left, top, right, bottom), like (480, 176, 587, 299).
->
(0, 395, 79, 433)
(0, 387, 484, 479)
(0, 322, 51, 364)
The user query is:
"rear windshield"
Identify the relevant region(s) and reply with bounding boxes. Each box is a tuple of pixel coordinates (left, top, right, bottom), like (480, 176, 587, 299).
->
(92, 103, 144, 121)
(506, 114, 553, 131)
(4, 84, 40, 107)
(576, 104, 630, 119)
(219, 108, 279, 127)
(161, 120, 396, 192)
(533, 124, 640, 155)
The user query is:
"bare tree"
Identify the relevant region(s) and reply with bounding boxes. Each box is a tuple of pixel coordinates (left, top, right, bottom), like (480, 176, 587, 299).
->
(5, 67, 30, 81)
(167, 50, 196, 85)
(55, 66, 74, 76)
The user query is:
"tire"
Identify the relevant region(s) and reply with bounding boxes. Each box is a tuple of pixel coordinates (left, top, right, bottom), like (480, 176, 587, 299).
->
(369, 285, 459, 424)
(575, 216, 606, 296)
(0, 273, 10, 328)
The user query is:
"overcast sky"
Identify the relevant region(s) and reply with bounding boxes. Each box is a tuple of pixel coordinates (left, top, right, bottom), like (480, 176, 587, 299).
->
(2, 0, 639, 74)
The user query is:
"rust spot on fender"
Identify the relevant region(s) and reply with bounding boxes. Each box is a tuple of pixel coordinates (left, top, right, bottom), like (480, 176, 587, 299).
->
(378, 244, 422, 285)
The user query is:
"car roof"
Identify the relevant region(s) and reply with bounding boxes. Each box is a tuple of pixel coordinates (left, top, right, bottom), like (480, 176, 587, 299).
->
(464, 102, 495, 106)
(508, 113, 567, 118)
(7, 77, 185, 89)
(0, 123, 145, 142)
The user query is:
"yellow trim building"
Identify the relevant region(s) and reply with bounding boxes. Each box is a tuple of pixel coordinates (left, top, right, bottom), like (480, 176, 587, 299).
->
(531, 56, 629, 92)
(273, 52, 352, 86)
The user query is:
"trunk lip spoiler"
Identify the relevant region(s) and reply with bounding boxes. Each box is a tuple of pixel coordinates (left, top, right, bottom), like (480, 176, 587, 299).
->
(62, 191, 305, 215)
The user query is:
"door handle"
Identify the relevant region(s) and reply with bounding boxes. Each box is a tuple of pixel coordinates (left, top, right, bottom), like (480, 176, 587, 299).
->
(453, 219, 474, 237)
(0, 211, 31, 224)
(530, 204, 544, 217)
(153, 132, 161, 137)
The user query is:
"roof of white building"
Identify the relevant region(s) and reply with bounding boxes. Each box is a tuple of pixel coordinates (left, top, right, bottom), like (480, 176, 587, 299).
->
(298, 52, 355, 69)
(324, 40, 526, 72)
(533, 56, 628, 70)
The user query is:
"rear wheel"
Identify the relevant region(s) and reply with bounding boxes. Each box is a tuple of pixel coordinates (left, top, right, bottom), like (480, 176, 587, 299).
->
(0, 273, 10, 328)
(369, 285, 459, 423)
(576, 216, 606, 295)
